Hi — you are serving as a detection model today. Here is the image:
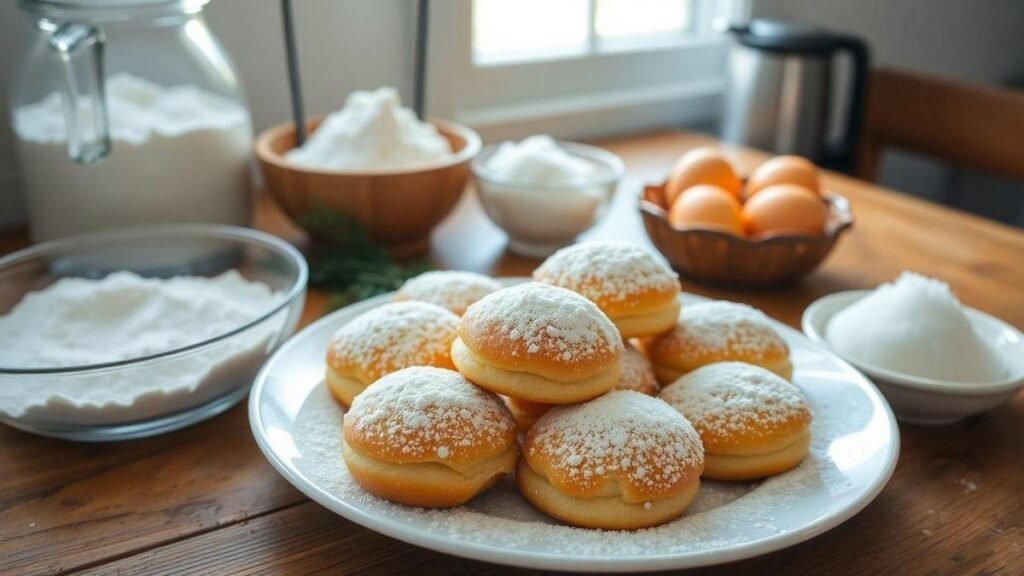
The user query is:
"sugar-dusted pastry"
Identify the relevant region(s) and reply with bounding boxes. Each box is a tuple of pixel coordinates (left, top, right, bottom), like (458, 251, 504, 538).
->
(638, 301, 791, 385)
(503, 395, 551, 434)
(394, 270, 503, 316)
(451, 282, 623, 404)
(659, 362, 812, 481)
(325, 301, 459, 406)
(342, 367, 518, 507)
(503, 343, 659, 433)
(619, 343, 660, 396)
(533, 241, 681, 338)
(518, 391, 704, 529)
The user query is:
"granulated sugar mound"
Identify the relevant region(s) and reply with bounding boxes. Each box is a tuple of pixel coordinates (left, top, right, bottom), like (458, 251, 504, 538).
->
(825, 272, 1005, 382)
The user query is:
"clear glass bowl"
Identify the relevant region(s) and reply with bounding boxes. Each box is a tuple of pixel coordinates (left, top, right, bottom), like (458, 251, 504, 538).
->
(0, 224, 307, 441)
(471, 141, 624, 257)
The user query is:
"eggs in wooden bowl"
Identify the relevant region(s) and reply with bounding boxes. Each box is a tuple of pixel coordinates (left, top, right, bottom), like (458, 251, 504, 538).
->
(640, 148, 853, 287)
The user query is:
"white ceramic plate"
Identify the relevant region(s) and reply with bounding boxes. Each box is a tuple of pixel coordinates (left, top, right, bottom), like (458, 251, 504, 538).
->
(250, 288, 900, 572)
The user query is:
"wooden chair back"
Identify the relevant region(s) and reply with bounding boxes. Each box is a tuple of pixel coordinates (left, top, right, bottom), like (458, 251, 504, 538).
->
(857, 67, 1024, 183)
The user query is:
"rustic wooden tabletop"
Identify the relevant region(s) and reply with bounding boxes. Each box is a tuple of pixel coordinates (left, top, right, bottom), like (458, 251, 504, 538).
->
(1, 131, 1022, 575)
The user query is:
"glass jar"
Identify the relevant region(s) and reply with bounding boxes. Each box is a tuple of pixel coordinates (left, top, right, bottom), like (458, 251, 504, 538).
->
(8, 0, 254, 242)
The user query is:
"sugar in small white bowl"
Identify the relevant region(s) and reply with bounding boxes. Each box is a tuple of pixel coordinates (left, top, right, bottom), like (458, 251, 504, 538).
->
(471, 136, 624, 258)
(802, 280, 1024, 425)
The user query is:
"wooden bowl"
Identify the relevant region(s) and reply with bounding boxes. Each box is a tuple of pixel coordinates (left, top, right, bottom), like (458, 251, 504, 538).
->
(639, 182, 853, 287)
(255, 118, 481, 258)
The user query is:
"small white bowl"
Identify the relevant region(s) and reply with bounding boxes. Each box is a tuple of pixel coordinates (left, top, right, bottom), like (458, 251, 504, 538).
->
(802, 290, 1024, 425)
(471, 141, 624, 258)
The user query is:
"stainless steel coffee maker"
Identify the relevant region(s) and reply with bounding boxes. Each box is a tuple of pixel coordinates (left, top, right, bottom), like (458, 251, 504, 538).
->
(721, 19, 869, 171)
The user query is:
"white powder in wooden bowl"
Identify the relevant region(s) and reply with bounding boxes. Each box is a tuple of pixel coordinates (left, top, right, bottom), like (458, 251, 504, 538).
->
(825, 272, 1005, 382)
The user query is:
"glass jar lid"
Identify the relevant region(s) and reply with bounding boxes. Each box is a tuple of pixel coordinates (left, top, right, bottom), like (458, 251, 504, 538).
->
(19, 0, 208, 20)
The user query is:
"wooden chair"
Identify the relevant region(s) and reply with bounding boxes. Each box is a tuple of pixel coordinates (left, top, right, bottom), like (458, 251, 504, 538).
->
(856, 67, 1024, 183)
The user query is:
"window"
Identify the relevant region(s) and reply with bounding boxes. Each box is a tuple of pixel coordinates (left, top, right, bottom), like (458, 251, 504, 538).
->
(473, 0, 695, 65)
(428, 0, 749, 141)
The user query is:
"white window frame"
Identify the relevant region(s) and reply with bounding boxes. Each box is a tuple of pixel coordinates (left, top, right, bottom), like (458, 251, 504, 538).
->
(427, 0, 750, 142)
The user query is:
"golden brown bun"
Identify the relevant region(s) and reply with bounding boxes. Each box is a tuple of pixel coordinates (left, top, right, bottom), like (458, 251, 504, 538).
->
(658, 362, 811, 481)
(504, 396, 551, 434)
(325, 370, 366, 407)
(610, 298, 680, 339)
(394, 271, 503, 316)
(455, 283, 622, 403)
(451, 338, 620, 404)
(459, 282, 622, 380)
(619, 344, 660, 396)
(517, 459, 700, 530)
(342, 367, 518, 507)
(638, 301, 791, 385)
(533, 241, 681, 338)
(325, 301, 459, 406)
(703, 430, 810, 481)
(503, 345, 658, 433)
(519, 391, 704, 529)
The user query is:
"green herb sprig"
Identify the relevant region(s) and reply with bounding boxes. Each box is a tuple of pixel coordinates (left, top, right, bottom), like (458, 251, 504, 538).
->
(297, 208, 431, 310)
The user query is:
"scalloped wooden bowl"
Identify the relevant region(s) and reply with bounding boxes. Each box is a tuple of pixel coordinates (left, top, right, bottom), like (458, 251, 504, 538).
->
(255, 117, 480, 258)
(640, 182, 853, 287)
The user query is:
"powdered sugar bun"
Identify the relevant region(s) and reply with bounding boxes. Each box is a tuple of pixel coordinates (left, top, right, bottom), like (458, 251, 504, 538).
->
(658, 362, 811, 481)
(453, 283, 623, 404)
(620, 343, 659, 396)
(342, 367, 518, 507)
(503, 344, 659, 433)
(395, 271, 503, 316)
(519, 390, 704, 529)
(325, 301, 459, 406)
(533, 242, 681, 338)
(638, 301, 792, 385)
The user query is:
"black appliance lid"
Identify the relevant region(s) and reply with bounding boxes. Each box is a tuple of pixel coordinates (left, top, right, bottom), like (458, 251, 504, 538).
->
(731, 18, 852, 54)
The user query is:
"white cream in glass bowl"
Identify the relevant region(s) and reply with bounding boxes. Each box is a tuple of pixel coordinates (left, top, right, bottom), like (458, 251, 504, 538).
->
(471, 136, 624, 257)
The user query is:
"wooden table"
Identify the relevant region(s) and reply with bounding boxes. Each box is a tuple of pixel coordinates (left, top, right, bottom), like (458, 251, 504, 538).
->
(2, 131, 1022, 575)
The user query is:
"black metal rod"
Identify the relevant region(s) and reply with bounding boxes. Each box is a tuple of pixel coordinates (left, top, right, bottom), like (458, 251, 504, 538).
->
(413, 0, 430, 119)
(281, 0, 306, 145)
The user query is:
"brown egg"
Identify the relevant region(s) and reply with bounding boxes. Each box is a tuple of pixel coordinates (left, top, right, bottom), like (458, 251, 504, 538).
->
(742, 184, 827, 236)
(668, 184, 744, 235)
(665, 148, 742, 206)
(746, 155, 821, 199)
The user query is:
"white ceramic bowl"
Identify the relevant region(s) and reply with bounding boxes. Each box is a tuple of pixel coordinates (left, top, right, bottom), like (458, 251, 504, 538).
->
(802, 290, 1024, 425)
(471, 141, 624, 258)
